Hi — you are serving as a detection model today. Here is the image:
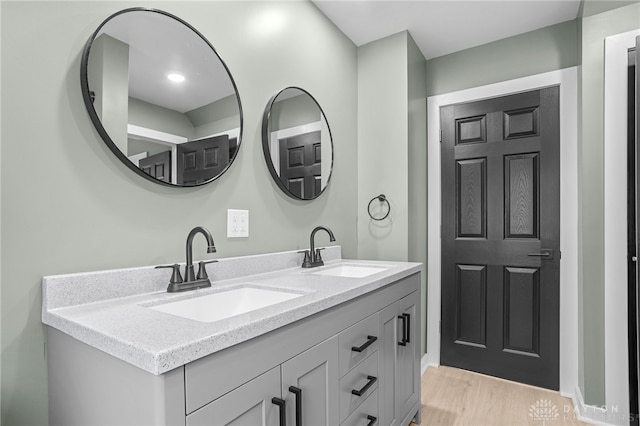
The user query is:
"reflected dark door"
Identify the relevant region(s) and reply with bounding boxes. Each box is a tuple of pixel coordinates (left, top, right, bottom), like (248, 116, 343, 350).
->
(440, 87, 560, 390)
(139, 150, 171, 183)
(279, 131, 321, 199)
(177, 135, 230, 185)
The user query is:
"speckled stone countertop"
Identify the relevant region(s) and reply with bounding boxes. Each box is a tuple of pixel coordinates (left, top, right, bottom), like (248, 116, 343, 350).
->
(42, 246, 422, 375)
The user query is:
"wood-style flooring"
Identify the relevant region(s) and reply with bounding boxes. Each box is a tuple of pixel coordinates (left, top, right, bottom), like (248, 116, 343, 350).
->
(414, 366, 587, 426)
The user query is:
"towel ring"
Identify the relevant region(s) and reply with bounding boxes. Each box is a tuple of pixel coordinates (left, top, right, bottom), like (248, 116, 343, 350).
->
(367, 194, 391, 221)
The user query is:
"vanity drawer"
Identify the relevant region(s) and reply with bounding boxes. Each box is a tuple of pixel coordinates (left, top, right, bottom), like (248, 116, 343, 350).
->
(339, 351, 379, 423)
(341, 388, 379, 426)
(339, 312, 379, 376)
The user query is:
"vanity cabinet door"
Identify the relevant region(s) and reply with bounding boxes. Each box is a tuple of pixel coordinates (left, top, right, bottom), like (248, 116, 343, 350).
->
(396, 294, 419, 422)
(186, 366, 281, 426)
(378, 291, 420, 426)
(281, 335, 339, 426)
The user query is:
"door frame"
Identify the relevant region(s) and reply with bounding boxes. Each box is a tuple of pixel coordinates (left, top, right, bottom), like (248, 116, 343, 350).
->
(604, 29, 640, 425)
(426, 68, 578, 397)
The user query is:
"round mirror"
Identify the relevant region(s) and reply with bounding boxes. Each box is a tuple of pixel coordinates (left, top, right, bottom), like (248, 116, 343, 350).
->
(80, 8, 243, 187)
(261, 87, 334, 200)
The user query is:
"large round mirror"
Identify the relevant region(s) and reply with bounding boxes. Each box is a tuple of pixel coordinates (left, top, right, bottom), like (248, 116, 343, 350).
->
(81, 8, 243, 187)
(261, 87, 333, 200)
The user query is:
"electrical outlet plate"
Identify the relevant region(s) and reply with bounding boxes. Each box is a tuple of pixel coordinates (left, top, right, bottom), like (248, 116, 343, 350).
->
(227, 209, 249, 238)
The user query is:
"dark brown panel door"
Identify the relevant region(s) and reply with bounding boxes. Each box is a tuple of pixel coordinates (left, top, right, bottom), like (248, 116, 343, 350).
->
(177, 135, 230, 185)
(139, 150, 171, 183)
(440, 87, 560, 390)
(279, 131, 321, 199)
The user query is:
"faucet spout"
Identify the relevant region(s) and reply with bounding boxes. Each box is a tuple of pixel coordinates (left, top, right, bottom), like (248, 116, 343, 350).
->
(310, 226, 336, 256)
(185, 226, 216, 282)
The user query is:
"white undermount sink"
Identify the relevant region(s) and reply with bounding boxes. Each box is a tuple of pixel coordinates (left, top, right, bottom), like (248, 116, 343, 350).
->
(310, 264, 390, 278)
(148, 286, 303, 323)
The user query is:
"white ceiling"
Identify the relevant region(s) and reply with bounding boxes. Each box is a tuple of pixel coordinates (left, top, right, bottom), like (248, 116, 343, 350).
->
(311, 0, 582, 59)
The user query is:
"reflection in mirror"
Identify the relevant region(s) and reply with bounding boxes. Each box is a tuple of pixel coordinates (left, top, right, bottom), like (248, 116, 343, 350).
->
(81, 8, 243, 187)
(262, 87, 333, 200)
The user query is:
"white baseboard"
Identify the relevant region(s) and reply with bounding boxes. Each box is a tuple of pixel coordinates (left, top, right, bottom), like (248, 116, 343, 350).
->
(421, 353, 438, 375)
(570, 385, 629, 426)
(421, 354, 429, 375)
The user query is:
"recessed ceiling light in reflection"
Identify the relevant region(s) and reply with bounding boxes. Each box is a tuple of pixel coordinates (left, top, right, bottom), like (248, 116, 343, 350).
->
(167, 73, 185, 83)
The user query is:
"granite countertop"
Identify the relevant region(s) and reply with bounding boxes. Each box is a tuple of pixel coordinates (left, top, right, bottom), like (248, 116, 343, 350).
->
(42, 248, 421, 375)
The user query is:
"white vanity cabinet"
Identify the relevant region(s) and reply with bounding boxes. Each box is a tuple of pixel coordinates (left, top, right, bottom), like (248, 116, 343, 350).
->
(46, 272, 421, 426)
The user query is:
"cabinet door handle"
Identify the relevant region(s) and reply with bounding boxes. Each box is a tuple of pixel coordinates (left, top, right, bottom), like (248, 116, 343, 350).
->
(351, 335, 377, 352)
(289, 386, 302, 426)
(271, 397, 286, 426)
(403, 313, 411, 343)
(398, 315, 407, 346)
(351, 375, 377, 397)
(367, 415, 378, 426)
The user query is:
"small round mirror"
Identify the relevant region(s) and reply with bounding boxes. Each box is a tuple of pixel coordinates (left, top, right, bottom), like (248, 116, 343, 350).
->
(81, 8, 243, 187)
(261, 87, 333, 200)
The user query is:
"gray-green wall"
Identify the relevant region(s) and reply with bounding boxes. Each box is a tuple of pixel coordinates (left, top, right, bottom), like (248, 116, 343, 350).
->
(0, 1, 357, 424)
(578, 2, 640, 404)
(426, 19, 579, 96)
(357, 32, 410, 262)
(357, 31, 427, 354)
(269, 92, 321, 132)
(129, 97, 196, 140)
(187, 94, 241, 139)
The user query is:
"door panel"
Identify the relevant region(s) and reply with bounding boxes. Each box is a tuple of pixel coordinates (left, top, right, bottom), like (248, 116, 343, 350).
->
(441, 87, 560, 390)
(455, 264, 487, 347)
(186, 367, 280, 426)
(279, 131, 322, 199)
(378, 294, 419, 426)
(281, 336, 339, 426)
(456, 158, 487, 238)
(139, 150, 171, 183)
(503, 267, 540, 355)
(505, 153, 539, 239)
(177, 135, 230, 185)
(397, 296, 419, 418)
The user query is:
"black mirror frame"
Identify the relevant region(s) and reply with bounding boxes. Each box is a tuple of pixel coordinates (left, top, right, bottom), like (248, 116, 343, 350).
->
(80, 7, 244, 188)
(261, 87, 334, 201)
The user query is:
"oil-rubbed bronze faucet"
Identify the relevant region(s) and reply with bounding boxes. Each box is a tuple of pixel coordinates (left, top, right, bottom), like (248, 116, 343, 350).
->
(156, 226, 218, 292)
(301, 226, 336, 268)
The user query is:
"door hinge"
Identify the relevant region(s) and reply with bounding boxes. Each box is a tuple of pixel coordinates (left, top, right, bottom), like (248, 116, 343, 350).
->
(439, 320, 442, 334)
(439, 129, 443, 143)
(559, 251, 562, 259)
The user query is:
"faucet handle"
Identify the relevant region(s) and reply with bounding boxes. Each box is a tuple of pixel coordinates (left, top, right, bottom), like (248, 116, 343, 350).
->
(155, 264, 183, 284)
(196, 260, 218, 280)
(298, 250, 313, 268)
(314, 248, 326, 265)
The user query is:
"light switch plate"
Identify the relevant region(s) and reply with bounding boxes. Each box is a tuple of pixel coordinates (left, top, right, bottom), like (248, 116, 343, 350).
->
(227, 209, 249, 238)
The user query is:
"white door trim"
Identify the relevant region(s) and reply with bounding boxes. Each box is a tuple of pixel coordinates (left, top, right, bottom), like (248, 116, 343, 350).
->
(603, 29, 640, 426)
(426, 68, 579, 399)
